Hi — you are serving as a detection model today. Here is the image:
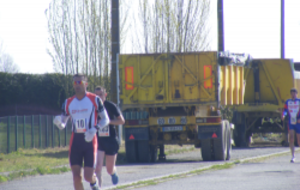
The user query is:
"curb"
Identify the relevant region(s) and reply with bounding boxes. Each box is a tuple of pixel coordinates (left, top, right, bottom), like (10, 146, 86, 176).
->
(103, 149, 296, 190)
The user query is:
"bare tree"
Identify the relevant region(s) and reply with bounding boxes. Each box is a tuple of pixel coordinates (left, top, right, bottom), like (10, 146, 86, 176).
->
(132, 0, 211, 53)
(0, 40, 19, 73)
(46, 0, 129, 90)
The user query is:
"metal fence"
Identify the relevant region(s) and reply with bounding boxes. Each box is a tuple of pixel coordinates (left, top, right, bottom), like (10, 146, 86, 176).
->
(0, 115, 72, 154)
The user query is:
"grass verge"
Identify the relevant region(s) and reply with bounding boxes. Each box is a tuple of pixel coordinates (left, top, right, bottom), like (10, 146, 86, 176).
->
(0, 147, 69, 173)
(112, 162, 235, 190)
(0, 144, 197, 183)
(0, 166, 70, 183)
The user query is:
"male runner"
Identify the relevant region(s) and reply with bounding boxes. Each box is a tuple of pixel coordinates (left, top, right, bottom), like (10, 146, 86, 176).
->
(53, 74, 110, 190)
(94, 86, 125, 187)
(282, 88, 300, 163)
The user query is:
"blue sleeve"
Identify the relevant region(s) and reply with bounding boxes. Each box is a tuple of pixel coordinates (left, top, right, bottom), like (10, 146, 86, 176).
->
(282, 100, 288, 117)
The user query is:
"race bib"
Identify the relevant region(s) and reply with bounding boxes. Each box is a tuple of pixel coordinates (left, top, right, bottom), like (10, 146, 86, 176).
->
(98, 125, 110, 137)
(74, 118, 87, 133)
(288, 101, 300, 125)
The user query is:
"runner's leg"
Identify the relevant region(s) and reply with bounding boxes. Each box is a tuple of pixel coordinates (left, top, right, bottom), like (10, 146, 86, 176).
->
(71, 165, 84, 190)
(84, 167, 97, 183)
(106, 154, 118, 185)
(95, 150, 105, 187)
(106, 154, 118, 175)
(83, 136, 99, 189)
(296, 133, 300, 149)
(289, 129, 295, 160)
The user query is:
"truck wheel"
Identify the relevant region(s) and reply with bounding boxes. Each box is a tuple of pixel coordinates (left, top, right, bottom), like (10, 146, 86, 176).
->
(125, 141, 137, 163)
(226, 122, 232, 160)
(234, 123, 250, 148)
(137, 140, 151, 163)
(201, 139, 213, 161)
(233, 124, 242, 147)
(150, 145, 158, 163)
(213, 121, 228, 161)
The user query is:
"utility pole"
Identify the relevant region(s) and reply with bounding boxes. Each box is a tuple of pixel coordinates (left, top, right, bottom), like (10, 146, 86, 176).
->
(217, 0, 224, 52)
(281, 0, 285, 59)
(111, 0, 119, 103)
(111, 0, 122, 143)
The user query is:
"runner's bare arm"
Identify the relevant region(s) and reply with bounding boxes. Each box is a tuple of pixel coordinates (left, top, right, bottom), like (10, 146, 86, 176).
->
(96, 109, 109, 129)
(95, 96, 110, 129)
(109, 115, 125, 125)
(53, 100, 71, 130)
(53, 115, 70, 130)
(108, 102, 125, 126)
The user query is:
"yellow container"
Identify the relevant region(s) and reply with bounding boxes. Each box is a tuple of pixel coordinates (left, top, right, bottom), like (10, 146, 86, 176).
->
(243, 59, 299, 107)
(119, 52, 246, 112)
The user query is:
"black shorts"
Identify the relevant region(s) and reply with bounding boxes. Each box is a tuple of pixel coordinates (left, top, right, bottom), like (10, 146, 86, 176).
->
(98, 137, 119, 155)
(69, 133, 98, 168)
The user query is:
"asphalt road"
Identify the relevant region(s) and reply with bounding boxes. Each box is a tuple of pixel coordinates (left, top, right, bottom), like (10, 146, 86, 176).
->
(0, 145, 291, 190)
(136, 152, 300, 190)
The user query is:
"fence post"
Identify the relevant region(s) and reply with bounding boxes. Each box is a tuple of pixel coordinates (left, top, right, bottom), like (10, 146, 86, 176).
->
(52, 116, 54, 148)
(45, 116, 48, 148)
(58, 128, 61, 147)
(23, 116, 25, 147)
(15, 116, 18, 151)
(64, 125, 67, 146)
(39, 115, 42, 148)
(7, 116, 10, 153)
(31, 115, 34, 148)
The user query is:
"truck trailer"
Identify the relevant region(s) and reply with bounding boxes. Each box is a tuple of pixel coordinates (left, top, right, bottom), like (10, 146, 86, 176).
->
(118, 51, 251, 162)
(232, 59, 300, 147)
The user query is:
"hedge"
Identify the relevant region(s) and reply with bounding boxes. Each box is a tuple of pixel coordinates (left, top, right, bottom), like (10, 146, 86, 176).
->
(0, 72, 109, 116)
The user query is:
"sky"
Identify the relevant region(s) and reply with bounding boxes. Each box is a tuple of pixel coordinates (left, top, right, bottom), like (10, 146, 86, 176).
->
(0, 0, 299, 74)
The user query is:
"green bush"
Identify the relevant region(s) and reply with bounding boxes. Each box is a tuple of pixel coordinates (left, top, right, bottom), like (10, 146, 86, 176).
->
(0, 73, 73, 110)
(0, 72, 110, 116)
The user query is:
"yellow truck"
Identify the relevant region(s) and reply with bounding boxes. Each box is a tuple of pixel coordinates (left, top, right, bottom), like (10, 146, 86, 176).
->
(232, 59, 300, 147)
(118, 51, 251, 162)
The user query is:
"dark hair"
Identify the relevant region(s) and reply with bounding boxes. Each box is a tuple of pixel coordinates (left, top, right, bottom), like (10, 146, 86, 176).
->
(73, 73, 87, 81)
(95, 86, 106, 93)
(290, 88, 298, 93)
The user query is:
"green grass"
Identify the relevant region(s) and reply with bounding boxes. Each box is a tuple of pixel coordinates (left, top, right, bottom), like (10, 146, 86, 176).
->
(0, 142, 197, 184)
(0, 144, 196, 174)
(0, 147, 70, 183)
(113, 162, 236, 190)
(0, 147, 69, 173)
(1, 166, 70, 182)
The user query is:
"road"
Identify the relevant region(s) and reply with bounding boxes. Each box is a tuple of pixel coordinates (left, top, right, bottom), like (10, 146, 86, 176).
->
(136, 152, 300, 190)
(0, 145, 292, 190)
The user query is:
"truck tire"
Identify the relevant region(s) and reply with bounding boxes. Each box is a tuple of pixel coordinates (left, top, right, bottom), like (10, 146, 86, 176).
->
(234, 123, 250, 148)
(150, 145, 158, 163)
(213, 121, 228, 161)
(233, 126, 242, 147)
(137, 140, 151, 163)
(226, 122, 232, 160)
(125, 141, 137, 163)
(201, 139, 213, 161)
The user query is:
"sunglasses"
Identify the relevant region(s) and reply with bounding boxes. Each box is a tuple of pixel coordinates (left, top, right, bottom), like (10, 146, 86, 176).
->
(73, 81, 84, 85)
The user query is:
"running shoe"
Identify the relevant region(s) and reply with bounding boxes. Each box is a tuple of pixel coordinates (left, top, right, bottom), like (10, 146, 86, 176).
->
(90, 178, 100, 190)
(290, 157, 295, 163)
(111, 173, 119, 185)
